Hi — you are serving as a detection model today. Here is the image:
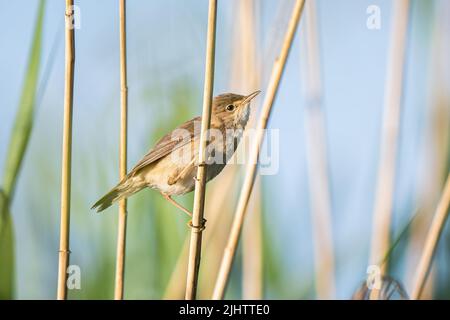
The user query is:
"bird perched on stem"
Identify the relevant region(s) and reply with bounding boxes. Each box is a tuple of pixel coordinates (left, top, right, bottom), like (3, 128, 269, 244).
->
(92, 91, 260, 223)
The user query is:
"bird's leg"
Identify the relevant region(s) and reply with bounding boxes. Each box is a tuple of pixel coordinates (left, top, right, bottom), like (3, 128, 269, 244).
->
(161, 193, 192, 217)
(161, 193, 207, 232)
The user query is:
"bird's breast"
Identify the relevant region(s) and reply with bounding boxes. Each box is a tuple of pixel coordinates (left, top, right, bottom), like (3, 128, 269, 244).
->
(143, 130, 244, 196)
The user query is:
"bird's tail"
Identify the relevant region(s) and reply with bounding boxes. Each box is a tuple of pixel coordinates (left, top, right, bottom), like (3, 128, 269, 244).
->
(91, 176, 145, 212)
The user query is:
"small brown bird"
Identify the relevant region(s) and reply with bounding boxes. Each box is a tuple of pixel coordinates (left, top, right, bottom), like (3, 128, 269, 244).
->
(92, 90, 260, 217)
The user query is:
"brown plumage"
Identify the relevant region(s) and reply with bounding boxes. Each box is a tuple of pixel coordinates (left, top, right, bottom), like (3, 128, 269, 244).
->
(92, 91, 260, 214)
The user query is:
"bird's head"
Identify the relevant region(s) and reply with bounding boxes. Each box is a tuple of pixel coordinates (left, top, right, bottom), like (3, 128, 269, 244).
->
(211, 90, 260, 129)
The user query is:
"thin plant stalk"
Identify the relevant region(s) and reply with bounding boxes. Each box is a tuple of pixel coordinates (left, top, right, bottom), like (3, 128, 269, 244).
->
(114, 0, 129, 300)
(185, 0, 217, 300)
(411, 172, 450, 299)
(405, 1, 450, 298)
(165, 0, 285, 299)
(302, 0, 335, 299)
(57, 0, 76, 300)
(212, 0, 306, 300)
(198, 171, 239, 299)
(242, 178, 263, 299)
(234, 0, 263, 300)
(164, 166, 238, 299)
(369, 0, 410, 276)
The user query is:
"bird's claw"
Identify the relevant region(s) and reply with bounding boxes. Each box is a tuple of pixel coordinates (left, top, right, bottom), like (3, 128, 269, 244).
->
(187, 218, 207, 232)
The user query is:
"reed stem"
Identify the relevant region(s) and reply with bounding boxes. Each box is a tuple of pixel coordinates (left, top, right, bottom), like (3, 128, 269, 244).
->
(411, 172, 450, 299)
(242, 178, 263, 299)
(57, 0, 75, 300)
(405, 1, 450, 298)
(211, 0, 305, 300)
(237, 0, 263, 300)
(302, 0, 335, 299)
(185, 0, 217, 300)
(369, 0, 410, 276)
(114, 0, 129, 300)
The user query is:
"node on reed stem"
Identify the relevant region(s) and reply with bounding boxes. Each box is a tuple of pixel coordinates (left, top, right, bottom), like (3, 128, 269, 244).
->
(114, 0, 129, 300)
(185, 0, 218, 300)
(57, 0, 76, 300)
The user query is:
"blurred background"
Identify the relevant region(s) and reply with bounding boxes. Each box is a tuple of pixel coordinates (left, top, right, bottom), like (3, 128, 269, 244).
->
(0, 0, 449, 299)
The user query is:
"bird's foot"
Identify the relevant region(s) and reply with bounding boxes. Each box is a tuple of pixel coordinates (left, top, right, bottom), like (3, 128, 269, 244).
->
(187, 218, 207, 232)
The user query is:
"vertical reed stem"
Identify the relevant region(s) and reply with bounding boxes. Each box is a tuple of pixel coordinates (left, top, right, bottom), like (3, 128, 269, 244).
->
(185, 0, 217, 300)
(57, 0, 75, 300)
(405, 1, 450, 298)
(212, 0, 306, 300)
(114, 0, 128, 300)
(237, 0, 263, 300)
(242, 179, 263, 299)
(302, 0, 335, 299)
(411, 172, 450, 299)
(369, 0, 410, 274)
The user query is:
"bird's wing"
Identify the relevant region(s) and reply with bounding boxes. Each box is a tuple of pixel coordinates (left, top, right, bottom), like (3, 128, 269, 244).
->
(128, 116, 201, 175)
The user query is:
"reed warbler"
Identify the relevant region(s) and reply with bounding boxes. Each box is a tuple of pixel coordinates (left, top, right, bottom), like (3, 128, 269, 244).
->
(92, 90, 260, 221)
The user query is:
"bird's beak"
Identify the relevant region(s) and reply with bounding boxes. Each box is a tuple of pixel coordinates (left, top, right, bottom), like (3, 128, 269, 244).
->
(242, 90, 261, 105)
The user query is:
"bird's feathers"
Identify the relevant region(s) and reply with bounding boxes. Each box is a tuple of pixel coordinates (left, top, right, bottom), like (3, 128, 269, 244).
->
(128, 116, 201, 176)
(91, 176, 146, 212)
(92, 91, 260, 212)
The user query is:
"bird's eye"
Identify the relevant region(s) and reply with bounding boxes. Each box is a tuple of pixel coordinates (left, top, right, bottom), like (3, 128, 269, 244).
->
(226, 104, 235, 112)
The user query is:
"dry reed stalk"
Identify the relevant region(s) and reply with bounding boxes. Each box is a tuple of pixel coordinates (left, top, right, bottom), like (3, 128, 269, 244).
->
(185, 0, 217, 300)
(262, 1, 292, 86)
(198, 177, 239, 299)
(302, 0, 335, 299)
(234, 0, 263, 300)
(211, 0, 306, 300)
(57, 0, 76, 300)
(411, 172, 450, 299)
(165, 36, 253, 294)
(114, 0, 129, 300)
(165, 0, 287, 299)
(242, 178, 263, 299)
(405, 1, 450, 298)
(369, 0, 410, 285)
(164, 166, 238, 299)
